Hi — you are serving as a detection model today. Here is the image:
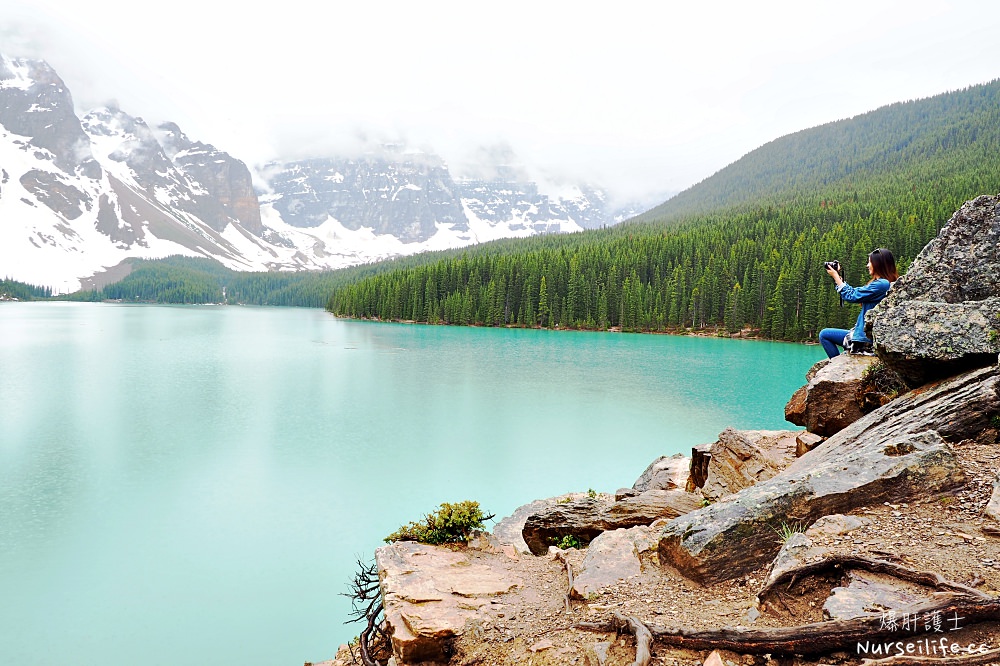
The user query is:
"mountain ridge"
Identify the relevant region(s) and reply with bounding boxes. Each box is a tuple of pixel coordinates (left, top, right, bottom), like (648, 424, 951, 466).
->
(0, 54, 644, 293)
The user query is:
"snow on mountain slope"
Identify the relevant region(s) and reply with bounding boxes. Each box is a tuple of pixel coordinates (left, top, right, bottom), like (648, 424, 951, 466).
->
(0, 55, 645, 293)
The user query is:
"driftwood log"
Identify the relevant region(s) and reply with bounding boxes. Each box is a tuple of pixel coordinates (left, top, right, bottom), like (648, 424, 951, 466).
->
(576, 594, 1000, 656)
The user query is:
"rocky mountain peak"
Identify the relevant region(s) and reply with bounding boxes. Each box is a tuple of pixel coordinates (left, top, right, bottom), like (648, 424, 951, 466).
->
(154, 121, 262, 234)
(0, 55, 100, 179)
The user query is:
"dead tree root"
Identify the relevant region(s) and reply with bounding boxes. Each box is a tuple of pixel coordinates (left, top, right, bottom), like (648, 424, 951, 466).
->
(554, 550, 575, 614)
(758, 555, 990, 601)
(576, 593, 1000, 656)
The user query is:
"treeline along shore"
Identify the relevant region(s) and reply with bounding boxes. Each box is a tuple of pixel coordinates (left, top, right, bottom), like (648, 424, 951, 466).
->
(326, 79, 1000, 342)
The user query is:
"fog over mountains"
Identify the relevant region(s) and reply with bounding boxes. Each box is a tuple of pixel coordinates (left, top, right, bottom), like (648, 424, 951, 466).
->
(0, 55, 657, 293)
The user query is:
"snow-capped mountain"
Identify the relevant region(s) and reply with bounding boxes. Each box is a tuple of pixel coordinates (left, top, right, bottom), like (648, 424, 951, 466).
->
(0, 55, 647, 293)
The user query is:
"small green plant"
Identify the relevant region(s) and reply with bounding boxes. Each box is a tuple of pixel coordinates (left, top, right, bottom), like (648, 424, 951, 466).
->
(989, 329, 1000, 347)
(857, 360, 907, 412)
(551, 534, 582, 550)
(556, 496, 572, 504)
(384, 500, 494, 544)
(587, 488, 598, 499)
(770, 521, 807, 543)
(700, 497, 711, 507)
(991, 414, 1000, 429)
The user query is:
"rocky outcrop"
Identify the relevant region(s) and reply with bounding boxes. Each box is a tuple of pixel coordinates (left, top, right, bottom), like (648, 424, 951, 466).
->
(687, 428, 799, 501)
(522, 490, 702, 556)
(785, 355, 877, 436)
(657, 365, 998, 585)
(376, 541, 522, 663)
(869, 194, 1000, 386)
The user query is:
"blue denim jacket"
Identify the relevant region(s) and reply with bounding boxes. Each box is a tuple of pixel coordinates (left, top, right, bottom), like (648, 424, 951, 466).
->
(837, 278, 891, 343)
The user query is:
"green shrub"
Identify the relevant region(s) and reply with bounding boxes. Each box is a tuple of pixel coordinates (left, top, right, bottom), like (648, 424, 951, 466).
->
(384, 501, 493, 544)
(551, 534, 582, 550)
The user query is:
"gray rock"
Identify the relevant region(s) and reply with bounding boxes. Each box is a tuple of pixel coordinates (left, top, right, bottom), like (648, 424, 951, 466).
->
(785, 355, 878, 436)
(658, 365, 998, 585)
(571, 527, 647, 599)
(523, 490, 702, 556)
(632, 453, 691, 493)
(870, 194, 1000, 386)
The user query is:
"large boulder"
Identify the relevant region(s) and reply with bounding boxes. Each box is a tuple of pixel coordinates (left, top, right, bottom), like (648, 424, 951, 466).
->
(570, 526, 654, 599)
(376, 541, 522, 663)
(687, 428, 799, 501)
(869, 194, 1000, 386)
(522, 490, 702, 556)
(785, 355, 878, 436)
(631, 453, 691, 493)
(657, 365, 998, 585)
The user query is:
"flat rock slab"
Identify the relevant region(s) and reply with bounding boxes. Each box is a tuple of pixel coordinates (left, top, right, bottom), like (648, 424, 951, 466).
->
(785, 355, 877, 436)
(658, 366, 998, 585)
(376, 541, 522, 663)
(570, 526, 651, 599)
(823, 569, 933, 621)
(523, 490, 702, 556)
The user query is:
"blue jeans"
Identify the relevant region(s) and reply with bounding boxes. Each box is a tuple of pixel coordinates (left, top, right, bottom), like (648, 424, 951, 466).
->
(819, 328, 849, 358)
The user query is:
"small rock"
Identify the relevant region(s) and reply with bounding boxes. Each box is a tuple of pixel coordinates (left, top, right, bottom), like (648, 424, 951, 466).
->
(529, 638, 555, 652)
(704, 650, 726, 666)
(585, 641, 612, 666)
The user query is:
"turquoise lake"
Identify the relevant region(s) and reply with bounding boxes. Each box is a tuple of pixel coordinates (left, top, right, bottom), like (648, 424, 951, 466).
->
(0, 303, 823, 665)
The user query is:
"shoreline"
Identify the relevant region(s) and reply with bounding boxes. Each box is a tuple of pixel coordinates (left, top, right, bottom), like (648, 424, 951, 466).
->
(328, 312, 820, 346)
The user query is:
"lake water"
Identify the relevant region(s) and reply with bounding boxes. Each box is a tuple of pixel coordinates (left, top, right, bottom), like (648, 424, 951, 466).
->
(0, 303, 822, 665)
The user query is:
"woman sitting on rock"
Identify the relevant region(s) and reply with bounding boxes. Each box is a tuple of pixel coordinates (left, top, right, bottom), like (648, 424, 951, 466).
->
(819, 248, 898, 358)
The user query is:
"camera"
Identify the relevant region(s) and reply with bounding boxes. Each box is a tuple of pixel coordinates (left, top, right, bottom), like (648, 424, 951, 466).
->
(823, 260, 841, 273)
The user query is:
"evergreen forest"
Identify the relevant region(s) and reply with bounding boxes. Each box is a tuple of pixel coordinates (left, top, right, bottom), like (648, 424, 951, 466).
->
(0, 278, 53, 301)
(327, 79, 1000, 341)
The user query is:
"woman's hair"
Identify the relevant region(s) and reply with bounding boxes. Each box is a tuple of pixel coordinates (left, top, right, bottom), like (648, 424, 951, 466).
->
(869, 248, 898, 282)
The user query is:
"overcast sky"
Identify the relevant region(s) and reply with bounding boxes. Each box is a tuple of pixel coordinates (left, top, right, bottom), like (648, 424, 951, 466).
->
(2, 1, 1000, 203)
